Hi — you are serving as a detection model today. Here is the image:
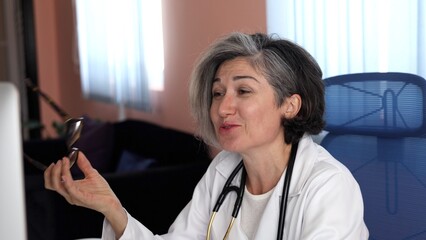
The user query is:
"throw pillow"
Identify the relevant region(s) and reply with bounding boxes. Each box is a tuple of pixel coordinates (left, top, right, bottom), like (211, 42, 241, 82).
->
(116, 150, 156, 173)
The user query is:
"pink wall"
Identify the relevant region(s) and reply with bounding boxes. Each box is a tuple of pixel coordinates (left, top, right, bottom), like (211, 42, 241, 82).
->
(33, 0, 266, 137)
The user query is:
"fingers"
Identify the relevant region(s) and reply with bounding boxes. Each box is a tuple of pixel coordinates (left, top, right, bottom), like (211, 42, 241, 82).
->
(43, 158, 74, 203)
(43, 151, 103, 209)
(75, 151, 96, 176)
(60, 158, 80, 205)
(43, 162, 55, 190)
(53, 159, 71, 195)
(44, 151, 90, 192)
(44, 160, 64, 191)
(43, 153, 120, 215)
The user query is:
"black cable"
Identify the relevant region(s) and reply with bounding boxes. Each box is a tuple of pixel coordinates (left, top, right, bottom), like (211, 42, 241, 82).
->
(277, 141, 299, 240)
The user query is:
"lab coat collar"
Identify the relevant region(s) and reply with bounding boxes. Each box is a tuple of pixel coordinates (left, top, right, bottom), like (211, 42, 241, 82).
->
(287, 134, 318, 197)
(215, 151, 243, 186)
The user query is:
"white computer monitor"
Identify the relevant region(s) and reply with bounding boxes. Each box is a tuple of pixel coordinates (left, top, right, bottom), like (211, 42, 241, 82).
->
(0, 82, 27, 239)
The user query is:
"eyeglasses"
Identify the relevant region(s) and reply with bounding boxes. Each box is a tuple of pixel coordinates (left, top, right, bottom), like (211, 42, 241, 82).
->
(24, 117, 84, 171)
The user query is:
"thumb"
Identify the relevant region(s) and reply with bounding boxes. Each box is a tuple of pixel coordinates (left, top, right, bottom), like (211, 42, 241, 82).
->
(75, 151, 96, 175)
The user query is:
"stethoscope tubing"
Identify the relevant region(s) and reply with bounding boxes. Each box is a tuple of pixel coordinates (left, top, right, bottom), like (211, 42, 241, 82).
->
(212, 160, 246, 215)
(207, 161, 246, 240)
(207, 142, 299, 240)
(277, 141, 299, 240)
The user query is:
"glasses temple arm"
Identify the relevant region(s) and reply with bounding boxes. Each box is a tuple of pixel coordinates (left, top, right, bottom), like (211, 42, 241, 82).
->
(25, 78, 71, 121)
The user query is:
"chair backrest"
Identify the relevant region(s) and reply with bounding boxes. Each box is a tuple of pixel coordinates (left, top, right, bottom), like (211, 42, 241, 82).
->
(319, 72, 426, 240)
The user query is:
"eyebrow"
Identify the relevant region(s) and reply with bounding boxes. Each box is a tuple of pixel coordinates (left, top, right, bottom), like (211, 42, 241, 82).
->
(213, 75, 260, 83)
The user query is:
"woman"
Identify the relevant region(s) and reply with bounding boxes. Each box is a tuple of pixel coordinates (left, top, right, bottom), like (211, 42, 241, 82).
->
(44, 32, 369, 239)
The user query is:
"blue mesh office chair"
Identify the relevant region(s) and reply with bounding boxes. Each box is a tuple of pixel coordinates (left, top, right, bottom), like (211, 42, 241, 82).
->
(320, 72, 426, 240)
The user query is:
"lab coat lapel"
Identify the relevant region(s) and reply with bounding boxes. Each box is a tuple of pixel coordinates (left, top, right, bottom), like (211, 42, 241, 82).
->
(289, 135, 317, 197)
(253, 135, 318, 239)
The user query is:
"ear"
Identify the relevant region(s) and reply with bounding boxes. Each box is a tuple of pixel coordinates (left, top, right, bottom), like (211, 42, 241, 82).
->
(281, 94, 302, 118)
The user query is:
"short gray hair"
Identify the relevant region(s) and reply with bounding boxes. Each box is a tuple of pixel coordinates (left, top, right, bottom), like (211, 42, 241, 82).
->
(189, 32, 324, 147)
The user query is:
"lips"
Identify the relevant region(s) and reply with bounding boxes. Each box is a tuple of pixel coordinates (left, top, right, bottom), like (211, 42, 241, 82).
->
(219, 122, 240, 133)
(221, 122, 236, 128)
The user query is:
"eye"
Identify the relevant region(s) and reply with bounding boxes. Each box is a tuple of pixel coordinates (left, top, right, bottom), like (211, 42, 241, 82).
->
(238, 88, 252, 95)
(212, 89, 224, 98)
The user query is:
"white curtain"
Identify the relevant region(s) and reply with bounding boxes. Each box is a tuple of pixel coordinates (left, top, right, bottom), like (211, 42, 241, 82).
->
(267, 0, 426, 79)
(74, 0, 164, 112)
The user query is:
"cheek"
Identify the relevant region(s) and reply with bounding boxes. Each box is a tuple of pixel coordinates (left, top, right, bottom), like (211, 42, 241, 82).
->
(209, 104, 218, 125)
(243, 105, 261, 122)
(242, 105, 270, 133)
(246, 104, 283, 130)
(244, 99, 276, 120)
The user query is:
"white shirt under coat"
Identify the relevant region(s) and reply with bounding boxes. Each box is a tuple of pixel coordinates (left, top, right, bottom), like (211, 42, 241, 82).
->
(102, 134, 369, 239)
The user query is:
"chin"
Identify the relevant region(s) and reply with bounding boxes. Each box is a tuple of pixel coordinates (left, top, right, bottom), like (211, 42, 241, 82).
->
(219, 143, 243, 153)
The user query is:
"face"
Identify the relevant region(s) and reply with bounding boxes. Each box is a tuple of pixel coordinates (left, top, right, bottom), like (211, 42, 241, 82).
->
(210, 57, 288, 154)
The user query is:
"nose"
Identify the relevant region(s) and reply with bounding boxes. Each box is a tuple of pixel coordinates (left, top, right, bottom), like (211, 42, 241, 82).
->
(217, 94, 236, 117)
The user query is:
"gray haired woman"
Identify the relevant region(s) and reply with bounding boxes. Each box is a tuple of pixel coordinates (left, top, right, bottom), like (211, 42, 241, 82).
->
(44, 32, 369, 239)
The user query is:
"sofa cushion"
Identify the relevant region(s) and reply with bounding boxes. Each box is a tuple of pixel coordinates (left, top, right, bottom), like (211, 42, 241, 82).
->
(116, 150, 157, 173)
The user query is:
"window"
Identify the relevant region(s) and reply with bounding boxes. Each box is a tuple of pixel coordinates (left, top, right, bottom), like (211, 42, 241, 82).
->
(267, 0, 426, 79)
(74, 0, 164, 111)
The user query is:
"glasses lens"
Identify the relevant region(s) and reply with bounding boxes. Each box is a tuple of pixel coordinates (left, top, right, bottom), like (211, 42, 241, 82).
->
(64, 118, 84, 147)
(68, 147, 79, 168)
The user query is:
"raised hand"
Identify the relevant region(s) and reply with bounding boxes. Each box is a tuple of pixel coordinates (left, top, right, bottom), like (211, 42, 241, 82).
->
(44, 151, 127, 237)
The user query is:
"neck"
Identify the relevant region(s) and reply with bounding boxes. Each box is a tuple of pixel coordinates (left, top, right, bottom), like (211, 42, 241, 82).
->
(242, 143, 292, 195)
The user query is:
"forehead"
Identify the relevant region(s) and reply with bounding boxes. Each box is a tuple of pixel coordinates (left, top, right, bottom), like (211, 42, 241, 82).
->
(215, 57, 260, 76)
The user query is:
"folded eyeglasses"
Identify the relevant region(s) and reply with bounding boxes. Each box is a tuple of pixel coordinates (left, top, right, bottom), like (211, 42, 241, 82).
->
(24, 117, 84, 171)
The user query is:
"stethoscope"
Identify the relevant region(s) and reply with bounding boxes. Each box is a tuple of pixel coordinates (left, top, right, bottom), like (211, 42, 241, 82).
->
(206, 141, 299, 240)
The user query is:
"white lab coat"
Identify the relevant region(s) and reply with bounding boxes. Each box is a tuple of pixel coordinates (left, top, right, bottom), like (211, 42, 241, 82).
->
(102, 135, 369, 239)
